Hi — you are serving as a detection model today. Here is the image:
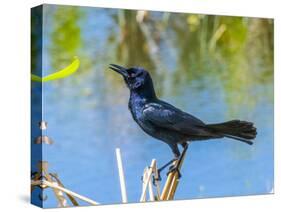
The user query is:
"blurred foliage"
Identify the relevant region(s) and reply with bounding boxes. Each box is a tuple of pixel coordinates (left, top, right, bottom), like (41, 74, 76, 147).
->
(48, 6, 82, 75)
(31, 6, 43, 76)
(41, 6, 273, 116)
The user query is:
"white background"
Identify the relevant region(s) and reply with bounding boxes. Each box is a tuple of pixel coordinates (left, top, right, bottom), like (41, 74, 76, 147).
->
(0, 0, 279, 211)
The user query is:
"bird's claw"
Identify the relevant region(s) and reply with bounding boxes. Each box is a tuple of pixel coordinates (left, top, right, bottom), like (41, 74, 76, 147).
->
(152, 170, 162, 186)
(167, 165, 182, 178)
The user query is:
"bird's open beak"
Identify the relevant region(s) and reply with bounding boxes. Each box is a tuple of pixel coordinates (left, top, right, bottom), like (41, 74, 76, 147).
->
(109, 64, 129, 77)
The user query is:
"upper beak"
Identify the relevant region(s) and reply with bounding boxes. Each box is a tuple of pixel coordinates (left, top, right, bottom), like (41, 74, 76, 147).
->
(109, 64, 128, 77)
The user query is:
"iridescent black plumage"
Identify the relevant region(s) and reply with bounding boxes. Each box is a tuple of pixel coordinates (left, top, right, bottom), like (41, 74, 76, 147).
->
(109, 64, 257, 159)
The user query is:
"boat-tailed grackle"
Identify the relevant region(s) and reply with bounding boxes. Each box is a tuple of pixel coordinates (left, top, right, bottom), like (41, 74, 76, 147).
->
(109, 64, 257, 178)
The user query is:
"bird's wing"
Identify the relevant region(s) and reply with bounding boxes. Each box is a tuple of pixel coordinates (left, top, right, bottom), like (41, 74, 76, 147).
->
(142, 101, 209, 135)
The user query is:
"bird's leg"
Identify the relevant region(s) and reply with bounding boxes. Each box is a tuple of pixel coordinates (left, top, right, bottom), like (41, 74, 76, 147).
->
(166, 143, 181, 177)
(153, 144, 180, 185)
(167, 163, 182, 178)
(153, 158, 177, 185)
(167, 142, 189, 178)
(181, 142, 188, 149)
(158, 158, 178, 173)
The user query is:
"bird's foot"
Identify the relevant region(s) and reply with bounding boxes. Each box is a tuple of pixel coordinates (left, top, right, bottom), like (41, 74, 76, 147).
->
(157, 158, 178, 173)
(152, 158, 178, 185)
(167, 165, 182, 178)
(152, 169, 162, 186)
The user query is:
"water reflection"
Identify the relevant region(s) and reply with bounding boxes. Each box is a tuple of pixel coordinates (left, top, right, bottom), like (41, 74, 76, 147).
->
(31, 5, 273, 207)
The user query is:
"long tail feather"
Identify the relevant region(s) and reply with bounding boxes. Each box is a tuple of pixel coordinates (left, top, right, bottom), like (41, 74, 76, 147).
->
(206, 120, 257, 145)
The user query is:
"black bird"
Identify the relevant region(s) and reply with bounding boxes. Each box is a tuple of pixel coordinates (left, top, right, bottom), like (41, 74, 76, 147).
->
(109, 64, 257, 177)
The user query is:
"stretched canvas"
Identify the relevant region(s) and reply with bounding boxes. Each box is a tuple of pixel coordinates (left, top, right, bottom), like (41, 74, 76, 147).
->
(31, 4, 274, 208)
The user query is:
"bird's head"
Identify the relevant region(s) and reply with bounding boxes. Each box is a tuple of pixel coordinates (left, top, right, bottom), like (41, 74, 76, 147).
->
(109, 64, 154, 92)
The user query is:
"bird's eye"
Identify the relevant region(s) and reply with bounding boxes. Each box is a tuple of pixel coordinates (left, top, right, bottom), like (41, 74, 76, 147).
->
(130, 72, 141, 78)
(132, 72, 142, 78)
(136, 72, 142, 77)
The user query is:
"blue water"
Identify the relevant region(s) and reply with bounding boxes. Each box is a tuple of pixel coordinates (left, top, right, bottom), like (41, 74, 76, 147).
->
(31, 5, 274, 208)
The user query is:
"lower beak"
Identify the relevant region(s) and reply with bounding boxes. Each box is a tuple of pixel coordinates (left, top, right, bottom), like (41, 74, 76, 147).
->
(109, 64, 128, 77)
